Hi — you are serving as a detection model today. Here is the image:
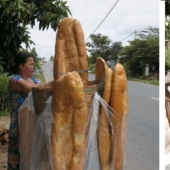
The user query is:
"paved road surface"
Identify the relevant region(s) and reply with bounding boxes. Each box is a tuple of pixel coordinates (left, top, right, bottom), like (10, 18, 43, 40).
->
(41, 61, 54, 82)
(41, 61, 95, 81)
(124, 81, 159, 170)
(41, 61, 159, 170)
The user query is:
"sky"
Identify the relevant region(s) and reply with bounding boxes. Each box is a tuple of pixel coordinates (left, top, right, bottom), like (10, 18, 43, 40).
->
(25, 0, 159, 60)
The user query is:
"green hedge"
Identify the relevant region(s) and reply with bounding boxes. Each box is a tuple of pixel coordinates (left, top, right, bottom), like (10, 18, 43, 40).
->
(0, 73, 9, 112)
(166, 47, 170, 72)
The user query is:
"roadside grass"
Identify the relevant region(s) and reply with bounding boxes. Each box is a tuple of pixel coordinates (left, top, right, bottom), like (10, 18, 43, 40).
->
(89, 73, 159, 86)
(127, 77, 159, 86)
(0, 110, 9, 116)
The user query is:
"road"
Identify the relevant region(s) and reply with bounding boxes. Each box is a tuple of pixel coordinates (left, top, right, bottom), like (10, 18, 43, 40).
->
(41, 61, 54, 81)
(124, 81, 159, 170)
(41, 61, 159, 170)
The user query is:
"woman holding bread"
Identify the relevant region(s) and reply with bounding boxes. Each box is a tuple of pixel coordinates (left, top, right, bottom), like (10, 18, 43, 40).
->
(7, 52, 52, 170)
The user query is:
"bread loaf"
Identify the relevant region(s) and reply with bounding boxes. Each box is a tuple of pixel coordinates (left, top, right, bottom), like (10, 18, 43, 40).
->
(52, 72, 88, 170)
(96, 57, 113, 170)
(95, 57, 107, 82)
(110, 63, 128, 170)
(53, 18, 88, 85)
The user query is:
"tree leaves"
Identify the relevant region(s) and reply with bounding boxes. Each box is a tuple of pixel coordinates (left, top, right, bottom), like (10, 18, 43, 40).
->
(137, 27, 159, 40)
(0, 0, 71, 72)
(86, 33, 123, 63)
(120, 27, 159, 76)
(86, 33, 112, 62)
(166, 47, 170, 71)
(166, 0, 170, 16)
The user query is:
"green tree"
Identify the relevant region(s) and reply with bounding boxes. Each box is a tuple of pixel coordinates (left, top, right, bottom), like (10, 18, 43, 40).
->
(137, 27, 159, 39)
(86, 33, 111, 63)
(0, 57, 5, 74)
(50, 56, 54, 62)
(166, 16, 170, 40)
(109, 42, 123, 60)
(165, 0, 170, 71)
(86, 33, 122, 64)
(166, 0, 170, 16)
(0, 0, 71, 72)
(165, 0, 170, 41)
(120, 27, 159, 76)
(166, 47, 170, 71)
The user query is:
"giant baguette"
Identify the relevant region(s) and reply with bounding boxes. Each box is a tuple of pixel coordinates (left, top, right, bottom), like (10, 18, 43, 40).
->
(95, 57, 107, 82)
(52, 72, 88, 170)
(110, 63, 128, 170)
(53, 18, 88, 85)
(96, 57, 113, 170)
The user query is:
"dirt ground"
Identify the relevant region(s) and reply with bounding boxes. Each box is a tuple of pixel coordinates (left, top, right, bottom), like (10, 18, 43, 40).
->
(0, 116, 10, 170)
(0, 146, 8, 170)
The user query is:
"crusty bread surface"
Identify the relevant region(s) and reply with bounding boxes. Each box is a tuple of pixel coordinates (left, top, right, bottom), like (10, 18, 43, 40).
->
(110, 63, 128, 170)
(52, 72, 88, 170)
(52, 17, 129, 170)
(96, 57, 113, 170)
(53, 18, 88, 85)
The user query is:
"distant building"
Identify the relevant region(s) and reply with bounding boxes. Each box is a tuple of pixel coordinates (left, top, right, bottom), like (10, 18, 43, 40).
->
(107, 60, 116, 69)
(42, 57, 47, 63)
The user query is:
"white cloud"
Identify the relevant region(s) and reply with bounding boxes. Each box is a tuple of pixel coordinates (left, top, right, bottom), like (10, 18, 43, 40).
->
(26, 0, 159, 60)
(117, 14, 159, 35)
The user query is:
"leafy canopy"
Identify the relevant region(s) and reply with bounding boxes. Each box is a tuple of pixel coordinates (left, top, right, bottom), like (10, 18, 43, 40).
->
(166, 0, 170, 16)
(120, 27, 159, 76)
(0, 0, 71, 72)
(165, 0, 170, 40)
(86, 33, 122, 64)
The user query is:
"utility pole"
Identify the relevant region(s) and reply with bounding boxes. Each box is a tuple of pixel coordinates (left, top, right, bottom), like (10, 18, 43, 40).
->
(134, 30, 137, 40)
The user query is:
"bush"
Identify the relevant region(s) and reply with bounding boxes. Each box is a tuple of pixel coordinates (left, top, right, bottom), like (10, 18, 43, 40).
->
(166, 47, 170, 72)
(0, 73, 9, 111)
(89, 63, 95, 73)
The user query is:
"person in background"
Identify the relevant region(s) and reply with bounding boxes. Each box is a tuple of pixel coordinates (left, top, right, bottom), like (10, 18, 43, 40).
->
(7, 52, 53, 170)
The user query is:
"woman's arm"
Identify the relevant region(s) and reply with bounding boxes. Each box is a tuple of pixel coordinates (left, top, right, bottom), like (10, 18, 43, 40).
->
(10, 79, 39, 94)
(10, 79, 54, 94)
(43, 80, 54, 86)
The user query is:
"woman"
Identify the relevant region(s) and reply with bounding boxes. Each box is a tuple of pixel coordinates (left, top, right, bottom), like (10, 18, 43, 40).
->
(7, 52, 52, 170)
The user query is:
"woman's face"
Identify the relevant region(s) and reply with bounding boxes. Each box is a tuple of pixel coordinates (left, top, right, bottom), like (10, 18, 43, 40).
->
(20, 57, 34, 77)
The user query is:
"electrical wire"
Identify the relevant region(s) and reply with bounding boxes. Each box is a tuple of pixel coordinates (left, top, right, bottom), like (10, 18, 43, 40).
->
(85, 0, 120, 41)
(33, 44, 54, 48)
(34, 30, 139, 48)
(80, 0, 91, 22)
(83, 0, 112, 30)
(92, 0, 120, 34)
(35, 31, 135, 48)
(120, 32, 135, 42)
(91, 0, 112, 26)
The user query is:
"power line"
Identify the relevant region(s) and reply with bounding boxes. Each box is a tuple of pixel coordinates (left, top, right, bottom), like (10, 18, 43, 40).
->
(83, 0, 112, 30)
(120, 32, 135, 42)
(33, 44, 54, 48)
(35, 31, 137, 48)
(92, 0, 120, 34)
(81, 0, 91, 23)
(119, 30, 145, 42)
